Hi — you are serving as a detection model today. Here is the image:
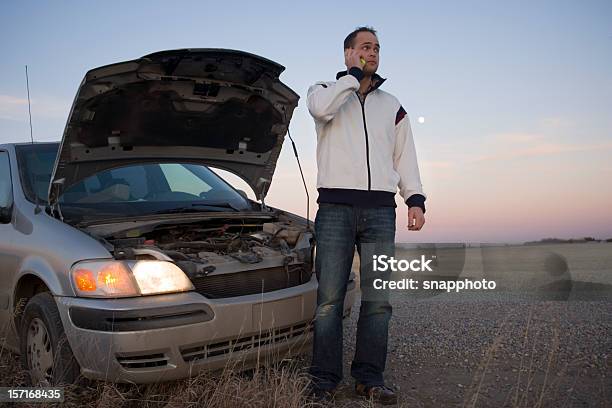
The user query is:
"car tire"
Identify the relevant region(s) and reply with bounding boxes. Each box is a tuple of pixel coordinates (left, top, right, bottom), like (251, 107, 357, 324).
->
(19, 292, 81, 386)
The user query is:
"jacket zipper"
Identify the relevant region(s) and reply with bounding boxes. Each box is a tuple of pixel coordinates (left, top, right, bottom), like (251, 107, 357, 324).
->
(358, 94, 372, 190)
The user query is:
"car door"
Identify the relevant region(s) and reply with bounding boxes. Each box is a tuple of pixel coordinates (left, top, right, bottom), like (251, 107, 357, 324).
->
(0, 149, 15, 335)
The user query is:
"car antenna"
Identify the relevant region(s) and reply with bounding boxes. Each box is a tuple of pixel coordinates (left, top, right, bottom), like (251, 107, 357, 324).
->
(285, 117, 312, 232)
(25, 65, 43, 215)
(25, 65, 34, 144)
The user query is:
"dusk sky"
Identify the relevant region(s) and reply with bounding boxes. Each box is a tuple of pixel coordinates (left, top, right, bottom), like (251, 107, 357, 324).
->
(1, 1, 611, 243)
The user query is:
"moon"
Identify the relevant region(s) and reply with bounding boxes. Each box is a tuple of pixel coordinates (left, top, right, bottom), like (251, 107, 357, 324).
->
(418, 116, 425, 124)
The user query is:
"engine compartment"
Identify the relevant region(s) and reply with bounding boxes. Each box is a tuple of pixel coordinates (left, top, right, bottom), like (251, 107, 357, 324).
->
(95, 215, 314, 298)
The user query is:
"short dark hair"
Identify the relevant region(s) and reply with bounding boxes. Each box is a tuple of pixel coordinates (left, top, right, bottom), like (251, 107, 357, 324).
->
(344, 26, 377, 49)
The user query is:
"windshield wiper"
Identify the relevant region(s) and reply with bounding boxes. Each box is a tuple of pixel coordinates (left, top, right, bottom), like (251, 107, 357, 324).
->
(154, 202, 241, 214)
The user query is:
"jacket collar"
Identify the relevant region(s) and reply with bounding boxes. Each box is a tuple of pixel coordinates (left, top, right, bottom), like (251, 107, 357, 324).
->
(336, 70, 387, 93)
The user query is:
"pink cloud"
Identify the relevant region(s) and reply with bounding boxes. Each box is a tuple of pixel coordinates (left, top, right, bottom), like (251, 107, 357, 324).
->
(493, 132, 544, 143)
(469, 141, 612, 162)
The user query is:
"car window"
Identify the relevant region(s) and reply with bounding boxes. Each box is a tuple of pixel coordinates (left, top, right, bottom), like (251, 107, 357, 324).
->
(108, 166, 147, 199)
(160, 163, 212, 197)
(14, 143, 253, 221)
(0, 152, 13, 208)
(14, 144, 57, 204)
(60, 166, 149, 202)
(62, 163, 227, 203)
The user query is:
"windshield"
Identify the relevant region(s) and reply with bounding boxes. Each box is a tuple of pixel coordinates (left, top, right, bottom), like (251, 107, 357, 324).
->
(15, 143, 252, 221)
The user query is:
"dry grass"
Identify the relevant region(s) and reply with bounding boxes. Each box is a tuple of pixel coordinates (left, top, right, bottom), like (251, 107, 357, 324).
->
(0, 339, 329, 408)
(0, 313, 330, 408)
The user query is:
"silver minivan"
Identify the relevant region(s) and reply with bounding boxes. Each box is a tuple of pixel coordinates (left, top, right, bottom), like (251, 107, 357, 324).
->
(0, 49, 356, 385)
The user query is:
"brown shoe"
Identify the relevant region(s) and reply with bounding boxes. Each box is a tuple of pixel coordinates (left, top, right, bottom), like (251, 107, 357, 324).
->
(355, 383, 398, 405)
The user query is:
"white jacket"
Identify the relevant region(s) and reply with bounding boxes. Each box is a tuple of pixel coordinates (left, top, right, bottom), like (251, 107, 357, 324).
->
(307, 69, 426, 209)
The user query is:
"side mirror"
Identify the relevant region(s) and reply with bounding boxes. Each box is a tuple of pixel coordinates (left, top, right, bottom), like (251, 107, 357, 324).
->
(236, 189, 249, 200)
(0, 205, 12, 224)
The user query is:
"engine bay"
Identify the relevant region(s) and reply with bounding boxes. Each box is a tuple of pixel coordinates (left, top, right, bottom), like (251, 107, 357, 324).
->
(96, 215, 314, 289)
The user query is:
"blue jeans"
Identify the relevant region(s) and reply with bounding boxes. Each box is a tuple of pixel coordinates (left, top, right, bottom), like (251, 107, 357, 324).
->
(309, 203, 395, 390)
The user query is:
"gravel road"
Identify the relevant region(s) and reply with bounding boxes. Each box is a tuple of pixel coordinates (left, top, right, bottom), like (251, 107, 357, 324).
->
(302, 246, 612, 407)
(307, 291, 611, 408)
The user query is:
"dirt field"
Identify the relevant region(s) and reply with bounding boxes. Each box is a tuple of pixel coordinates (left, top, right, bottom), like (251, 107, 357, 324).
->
(324, 242, 612, 407)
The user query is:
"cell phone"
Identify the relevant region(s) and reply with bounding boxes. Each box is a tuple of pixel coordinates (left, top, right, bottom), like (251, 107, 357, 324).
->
(360, 57, 366, 66)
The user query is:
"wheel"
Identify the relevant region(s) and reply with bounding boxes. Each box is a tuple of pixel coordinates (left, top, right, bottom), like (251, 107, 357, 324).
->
(19, 292, 81, 386)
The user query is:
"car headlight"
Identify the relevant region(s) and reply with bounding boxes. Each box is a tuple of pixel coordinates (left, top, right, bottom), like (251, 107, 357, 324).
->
(71, 260, 194, 298)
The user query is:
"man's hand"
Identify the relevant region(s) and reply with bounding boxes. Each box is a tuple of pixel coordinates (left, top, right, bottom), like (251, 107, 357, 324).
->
(344, 47, 365, 70)
(407, 207, 425, 231)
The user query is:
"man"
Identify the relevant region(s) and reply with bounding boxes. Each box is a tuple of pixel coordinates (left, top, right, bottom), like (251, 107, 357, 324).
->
(306, 26, 427, 405)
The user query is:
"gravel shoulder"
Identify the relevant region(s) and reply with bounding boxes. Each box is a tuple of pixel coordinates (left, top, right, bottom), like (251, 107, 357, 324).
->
(306, 243, 612, 407)
(315, 292, 611, 408)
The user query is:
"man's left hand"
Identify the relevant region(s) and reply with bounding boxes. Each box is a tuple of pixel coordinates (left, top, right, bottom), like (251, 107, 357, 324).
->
(407, 207, 425, 231)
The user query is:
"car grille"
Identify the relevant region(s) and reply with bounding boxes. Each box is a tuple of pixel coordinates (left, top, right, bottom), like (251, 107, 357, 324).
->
(116, 352, 169, 369)
(190, 265, 311, 299)
(180, 321, 313, 362)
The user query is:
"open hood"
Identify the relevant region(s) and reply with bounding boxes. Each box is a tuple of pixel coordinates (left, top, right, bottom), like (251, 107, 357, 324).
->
(49, 49, 299, 206)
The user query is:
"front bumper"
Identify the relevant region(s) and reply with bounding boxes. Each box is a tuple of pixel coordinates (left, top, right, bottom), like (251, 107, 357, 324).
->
(55, 276, 357, 383)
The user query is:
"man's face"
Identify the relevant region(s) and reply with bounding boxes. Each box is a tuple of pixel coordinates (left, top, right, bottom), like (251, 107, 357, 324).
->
(351, 31, 380, 74)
